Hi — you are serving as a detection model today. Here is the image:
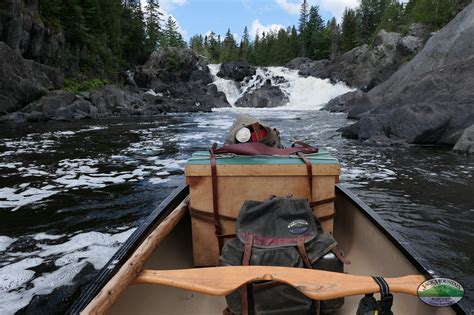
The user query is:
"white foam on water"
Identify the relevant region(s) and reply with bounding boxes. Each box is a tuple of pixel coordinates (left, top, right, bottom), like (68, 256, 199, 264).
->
(0, 228, 135, 315)
(209, 64, 354, 110)
(0, 186, 59, 211)
(33, 233, 62, 241)
(0, 236, 15, 252)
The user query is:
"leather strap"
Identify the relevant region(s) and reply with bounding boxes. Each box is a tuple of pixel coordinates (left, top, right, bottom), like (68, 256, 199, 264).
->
(251, 122, 263, 141)
(297, 237, 313, 269)
(212, 142, 318, 156)
(210, 144, 224, 254)
(241, 235, 254, 315)
(297, 152, 313, 201)
(309, 197, 336, 207)
(189, 207, 237, 224)
(317, 212, 336, 222)
(332, 246, 351, 265)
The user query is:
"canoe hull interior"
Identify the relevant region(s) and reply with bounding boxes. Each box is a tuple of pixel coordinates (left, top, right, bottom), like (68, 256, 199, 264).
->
(107, 186, 455, 315)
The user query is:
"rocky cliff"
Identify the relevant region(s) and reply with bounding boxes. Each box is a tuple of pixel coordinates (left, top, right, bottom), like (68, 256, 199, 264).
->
(0, 0, 64, 66)
(338, 2, 474, 153)
(1, 47, 230, 123)
(287, 28, 424, 91)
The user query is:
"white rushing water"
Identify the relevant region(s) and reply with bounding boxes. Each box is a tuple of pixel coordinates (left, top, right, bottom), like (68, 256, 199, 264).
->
(208, 64, 354, 110)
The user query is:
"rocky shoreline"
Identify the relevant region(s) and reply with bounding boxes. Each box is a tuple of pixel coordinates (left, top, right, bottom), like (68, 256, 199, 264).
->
(1, 1, 473, 154)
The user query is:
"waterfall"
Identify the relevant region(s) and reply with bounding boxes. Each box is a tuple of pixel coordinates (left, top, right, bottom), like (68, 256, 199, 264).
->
(209, 64, 354, 110)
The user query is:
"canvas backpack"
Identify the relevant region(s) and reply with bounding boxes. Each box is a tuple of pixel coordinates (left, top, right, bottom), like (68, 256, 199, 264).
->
(220, 197, 340, 315)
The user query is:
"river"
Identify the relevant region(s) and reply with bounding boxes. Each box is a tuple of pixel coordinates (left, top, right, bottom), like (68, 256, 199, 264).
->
(0, 67, 473, 314)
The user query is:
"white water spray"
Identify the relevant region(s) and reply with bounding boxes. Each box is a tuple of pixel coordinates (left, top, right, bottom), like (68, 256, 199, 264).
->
(209, 64, 354, 110)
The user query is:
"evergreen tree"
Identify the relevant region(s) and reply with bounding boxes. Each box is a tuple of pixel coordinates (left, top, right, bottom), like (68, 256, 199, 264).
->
(298, 0, 309, 56)
(356, 0, 391, 44)
(239, 26, 250, 62)
(145, 0, 163, 53)
(161, 15, 185, 48)
(328, 18, 340, 60)
(340, 8, 358, 53)
(221, 29, 237, 62)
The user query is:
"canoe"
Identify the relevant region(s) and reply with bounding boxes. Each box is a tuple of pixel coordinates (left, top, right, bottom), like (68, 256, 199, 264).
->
(68, 184, 469, 315)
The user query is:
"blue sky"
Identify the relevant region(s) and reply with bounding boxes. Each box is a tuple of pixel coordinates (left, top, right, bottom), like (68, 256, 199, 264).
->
(158, 0, 359, 41)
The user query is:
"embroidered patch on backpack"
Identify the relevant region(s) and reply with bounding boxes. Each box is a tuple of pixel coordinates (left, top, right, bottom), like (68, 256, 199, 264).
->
(287, 220, 309, 234)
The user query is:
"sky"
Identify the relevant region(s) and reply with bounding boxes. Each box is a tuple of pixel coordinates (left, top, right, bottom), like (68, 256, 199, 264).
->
(157, 0, 360, 41)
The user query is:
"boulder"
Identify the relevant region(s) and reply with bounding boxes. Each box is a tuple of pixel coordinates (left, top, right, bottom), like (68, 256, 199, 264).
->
(217, 61, 256, 82)
(340, 2, 474, 148)
(1, 90, 99, 122)
(235, 83, 288, 108)
(453, 125, 474, 154)
(323, 90, 365, 112)
(285, 57, 312, 70)
(0, 42, 63, 114)
(397, 35, 423, 56)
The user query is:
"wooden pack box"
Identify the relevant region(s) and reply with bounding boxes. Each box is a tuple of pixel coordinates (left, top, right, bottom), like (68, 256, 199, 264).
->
(185, 149, 340, 266)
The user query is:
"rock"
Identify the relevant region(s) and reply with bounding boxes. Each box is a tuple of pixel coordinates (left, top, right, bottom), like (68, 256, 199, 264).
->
(235, 84, 288, 108)
(373, 30, 401, 47)
(285, 57, 313, 70)
(0, 0, 65, 66)
(340, 2, 474, 148)
(408, 23, 432, 40)
(0, 42, 63, 114)
(17, 90, 98, 121)
(217, 61, 256, 82)
(322, 90, 365, 112)
(289, 29, 424, 91)
(134, 47, 212, 87)
(453, 125, 474, 154)
(397, 35, 423, 56)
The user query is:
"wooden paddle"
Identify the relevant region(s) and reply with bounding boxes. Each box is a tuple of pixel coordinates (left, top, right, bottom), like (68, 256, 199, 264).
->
(133, 266, 425, 300)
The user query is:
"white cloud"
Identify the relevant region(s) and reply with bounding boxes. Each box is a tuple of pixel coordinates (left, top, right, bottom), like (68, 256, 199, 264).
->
(319, 0, 359, 20)
(275, 0, 300, 15)
(160, 0, 187, 12)
(275, 0, 360, 21)
(251, 19, 284, 38)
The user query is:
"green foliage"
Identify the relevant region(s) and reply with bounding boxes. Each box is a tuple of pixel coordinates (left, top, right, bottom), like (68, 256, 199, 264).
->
(188, 0, 469, 66)
(160, 16, 185, 48)
(64, 78, 109, 94)
(37, 0, 172, 81)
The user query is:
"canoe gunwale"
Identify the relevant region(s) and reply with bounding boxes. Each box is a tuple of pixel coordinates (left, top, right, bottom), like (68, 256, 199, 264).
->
(336, 184, 469, 315)
(68, 183, 469, 315)
(67, 184, 190, 315)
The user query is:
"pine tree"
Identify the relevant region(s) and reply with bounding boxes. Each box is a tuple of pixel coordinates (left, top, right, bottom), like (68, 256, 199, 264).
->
(298, 0, 309, 56)
(239, 26, 250, 62)
(341, 8, 358, 53)
(145, 0, 163, 53)
(161, 15, 184, 48)
(221, 28, 237, 62)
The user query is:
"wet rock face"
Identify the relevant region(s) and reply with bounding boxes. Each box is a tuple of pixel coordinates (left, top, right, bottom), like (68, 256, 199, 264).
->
(339, 2, 474, 149)
(454, 125, 474, 154)
(217, 61, 257, 82)
(0, 42, 63, 114)
(235, 84, 288, 108)
(0, 0, 65, 66)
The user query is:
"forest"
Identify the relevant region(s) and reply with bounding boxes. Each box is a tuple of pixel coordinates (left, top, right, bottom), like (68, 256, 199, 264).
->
(190, 0, 471, 66)
(36, 0, 470, 78)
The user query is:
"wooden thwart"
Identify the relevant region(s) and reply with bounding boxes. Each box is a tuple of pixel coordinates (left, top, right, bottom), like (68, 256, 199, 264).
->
(133, 266, 425, 300)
